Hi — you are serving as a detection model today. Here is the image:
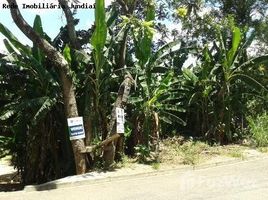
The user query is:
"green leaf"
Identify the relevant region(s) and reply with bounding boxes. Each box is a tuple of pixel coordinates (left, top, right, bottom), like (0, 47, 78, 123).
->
(132, 1, 156, 66)
(0, 22, 31, 55)
(238, 55, 268, 71)
(147, 71, 174, 106)
(231, 73, 267, 91)
(0, 108, 16, 121)
(74, 49, 91, 64)
(160, 116, 172, 124)
(161, 110, 186, 126)
(33, 15, 43, 35)
(3, 39, 16, 54)
(227, 27, 241, 67)
(32, 97, 57, 125)
(159, 104, 186, 113)
(148, 40, 181, 69)
(91, 0, 107, 54)
(146, 0, 155, 21)
(32, 15, 45, 63)
(106, 5, 118, 27)
(183, 68, 198, 84)
(232, 27, 241, 54)
(63, 44, 72, 64)
(129, 97, 144, 104)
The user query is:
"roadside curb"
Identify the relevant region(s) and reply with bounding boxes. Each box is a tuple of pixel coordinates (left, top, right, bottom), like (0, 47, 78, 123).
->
(24, 155, 268, 192)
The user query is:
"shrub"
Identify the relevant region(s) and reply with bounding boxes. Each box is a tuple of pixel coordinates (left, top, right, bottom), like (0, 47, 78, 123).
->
(135, 145, 153, 163)
(248, 113, 268, 147)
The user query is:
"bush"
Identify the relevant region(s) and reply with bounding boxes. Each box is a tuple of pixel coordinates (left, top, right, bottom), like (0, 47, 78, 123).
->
(134, 145, 159, 163)
(248, 113, 268, 147)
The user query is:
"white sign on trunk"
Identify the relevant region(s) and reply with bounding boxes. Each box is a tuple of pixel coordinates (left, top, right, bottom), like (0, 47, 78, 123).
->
(116, 107, 125, 133)
(67, 117, 85, 140)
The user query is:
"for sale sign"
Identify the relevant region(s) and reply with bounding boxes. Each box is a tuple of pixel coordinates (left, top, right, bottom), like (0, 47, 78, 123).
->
(67, 117, 85, 140)
(116, 107, 125, 133)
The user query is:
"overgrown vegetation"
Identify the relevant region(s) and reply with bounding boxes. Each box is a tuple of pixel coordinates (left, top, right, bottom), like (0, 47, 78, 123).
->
(248, 113, 268, 147)
(0, 0, 267, 184)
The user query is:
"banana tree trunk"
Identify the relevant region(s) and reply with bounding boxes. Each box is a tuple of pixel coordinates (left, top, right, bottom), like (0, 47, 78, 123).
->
(151, 111, 160, 158)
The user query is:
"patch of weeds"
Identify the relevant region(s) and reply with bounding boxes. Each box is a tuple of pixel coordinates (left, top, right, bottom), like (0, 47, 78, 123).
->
(220, 146, 246, 160)
(206, 145, 221, 155)
(179, 140, 210, 165)
(248, 113, 268, 147)
(228, 150, 245, 160)
(257, 147, 268, 153)
(151, 162, 160, 170)
(134, 145, 151, 163)
(114, 154, 134, 168)
(134, 145, 157, 163)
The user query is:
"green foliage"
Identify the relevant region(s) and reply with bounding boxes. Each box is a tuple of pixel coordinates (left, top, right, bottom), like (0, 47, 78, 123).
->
(0, 136, 12, 158)
(1, 0, 268, 184)
(63, 44, 72, 64)
(0, 23, 31, 55)
(0, 16, 72, 184)
(182, 20, 268, 143)
(134, 144, 152, 163)
(91, 0, 107, 54)
(248, 113, 268, 147)
(128, 40, 187, 147)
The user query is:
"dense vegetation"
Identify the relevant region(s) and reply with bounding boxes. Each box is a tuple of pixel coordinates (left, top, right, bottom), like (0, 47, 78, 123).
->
(0, 0, 267, 184)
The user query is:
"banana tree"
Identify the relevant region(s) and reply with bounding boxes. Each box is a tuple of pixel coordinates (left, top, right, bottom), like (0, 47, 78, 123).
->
(120, 1, 187, 155)
(216, 25, 268, 141)
(6, 0, 89, 175)
(0, 16, 74, 183)
(183, 23, 268, 143)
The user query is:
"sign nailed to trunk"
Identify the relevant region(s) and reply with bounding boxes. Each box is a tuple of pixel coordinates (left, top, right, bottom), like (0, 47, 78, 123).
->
(67, 117, 86, 140)
(116, 107, 125, 133)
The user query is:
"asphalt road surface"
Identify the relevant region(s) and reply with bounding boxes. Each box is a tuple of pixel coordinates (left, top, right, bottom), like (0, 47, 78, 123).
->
(1, 157, 268, 200)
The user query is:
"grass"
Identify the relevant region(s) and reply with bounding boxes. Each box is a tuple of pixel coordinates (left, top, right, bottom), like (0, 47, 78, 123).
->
(257, 147, 268, 153)
(248, 113, 268, 147)
(179, 141, 210, 165)
(210, 145, 246, 160)
(157, 137, 254, 166)
(151, 162, 160, 170)
(227, 149, 245, 160)
(114, 155, 136, 169)
(112, 136, 266, 171)
(158, 137, 211, 166)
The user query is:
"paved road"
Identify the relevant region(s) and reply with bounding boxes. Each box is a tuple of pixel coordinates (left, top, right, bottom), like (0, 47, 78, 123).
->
(1, 157, 268, 200)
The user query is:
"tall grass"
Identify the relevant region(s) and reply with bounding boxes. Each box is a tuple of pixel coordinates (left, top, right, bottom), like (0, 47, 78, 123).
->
(248, 113, 268, 147)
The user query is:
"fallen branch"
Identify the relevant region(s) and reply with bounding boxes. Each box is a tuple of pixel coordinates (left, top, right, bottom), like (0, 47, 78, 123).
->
(81, 133, 121, 153)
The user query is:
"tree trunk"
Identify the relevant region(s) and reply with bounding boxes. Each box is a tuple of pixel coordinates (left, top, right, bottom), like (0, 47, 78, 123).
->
(7, 0, 87, 174)
(151, 112, 160, 152)
(103, 73, 134, 167)
(59, 70, 86, 174)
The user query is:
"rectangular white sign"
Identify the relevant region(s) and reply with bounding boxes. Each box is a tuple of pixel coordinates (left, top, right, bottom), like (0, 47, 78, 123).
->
(67, 117, 86, 140)
(116, 107, 125, 133)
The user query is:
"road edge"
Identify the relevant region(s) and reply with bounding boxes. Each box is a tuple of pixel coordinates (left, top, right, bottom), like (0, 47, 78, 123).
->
(23, 155, 268, 192)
